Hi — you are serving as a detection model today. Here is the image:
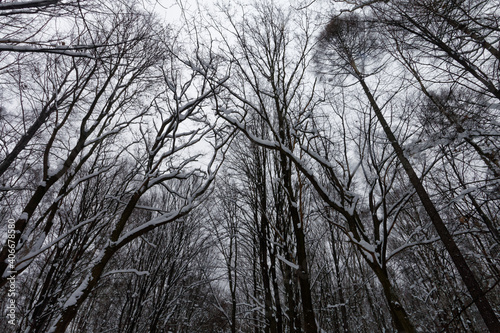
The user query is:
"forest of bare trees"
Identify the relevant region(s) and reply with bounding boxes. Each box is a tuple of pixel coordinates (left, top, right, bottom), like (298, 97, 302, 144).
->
(0, 0, 499, 332)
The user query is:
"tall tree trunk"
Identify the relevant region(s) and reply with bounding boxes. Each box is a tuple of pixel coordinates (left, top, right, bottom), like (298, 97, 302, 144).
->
(371, 264, 415, 332)
(329, 223, 349, 333)
(356, 71, 500, 332)
(280, 153, 317, 333)
(282, 247, 301, 333)
(270, 234, 284, 333)
(255, 147, 277, 333)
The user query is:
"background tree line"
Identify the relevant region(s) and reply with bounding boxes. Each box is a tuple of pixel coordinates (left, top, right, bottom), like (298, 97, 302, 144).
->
(0, 0, 498, 332)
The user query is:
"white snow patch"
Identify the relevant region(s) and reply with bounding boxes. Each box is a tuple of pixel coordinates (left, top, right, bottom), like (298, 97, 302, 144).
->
(277, 254, 299, 270)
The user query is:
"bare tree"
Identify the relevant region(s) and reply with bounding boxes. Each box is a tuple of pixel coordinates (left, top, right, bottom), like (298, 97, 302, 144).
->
(206, 2, 321, 332)
(0, 3, 163, 286)
(1, 3, 229, 332)
(316, 10, 500, 332)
